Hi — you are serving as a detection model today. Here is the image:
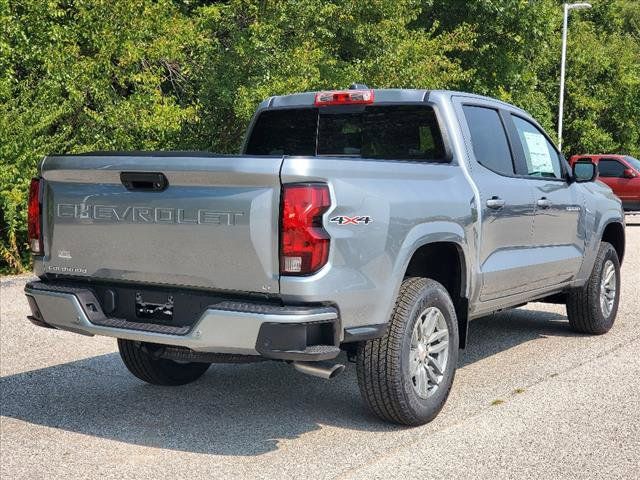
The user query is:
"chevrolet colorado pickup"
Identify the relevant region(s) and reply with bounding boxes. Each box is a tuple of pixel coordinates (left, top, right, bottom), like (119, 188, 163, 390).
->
(25, 87, 625, 426)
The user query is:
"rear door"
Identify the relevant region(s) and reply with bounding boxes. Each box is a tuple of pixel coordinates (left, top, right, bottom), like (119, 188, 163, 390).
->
(507, 114, 584, 287)
(454, 99, 538, 301)
(41, 154, 282, 293)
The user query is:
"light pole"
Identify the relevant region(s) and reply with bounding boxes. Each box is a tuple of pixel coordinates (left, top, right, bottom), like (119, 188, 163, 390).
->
(558, 2, 592, 151)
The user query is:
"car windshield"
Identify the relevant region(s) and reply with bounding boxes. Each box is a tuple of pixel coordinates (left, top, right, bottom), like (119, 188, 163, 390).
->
(624, 156, 640, 172)
(245, 105, 447, 162)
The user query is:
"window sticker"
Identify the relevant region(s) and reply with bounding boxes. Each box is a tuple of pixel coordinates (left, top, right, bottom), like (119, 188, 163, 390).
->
(523, 131, 553, 173)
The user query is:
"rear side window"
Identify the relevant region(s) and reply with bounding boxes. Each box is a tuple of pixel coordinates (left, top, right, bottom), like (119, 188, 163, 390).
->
(463, 106, 514, 175)
(245, 105, 446, 161)
(598, 159, 626, 178)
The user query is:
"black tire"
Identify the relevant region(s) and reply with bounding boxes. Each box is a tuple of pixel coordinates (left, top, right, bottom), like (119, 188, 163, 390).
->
(356, 277, 459, 426)
(118, 339, 210, 386)
(566, 241, 621, 334)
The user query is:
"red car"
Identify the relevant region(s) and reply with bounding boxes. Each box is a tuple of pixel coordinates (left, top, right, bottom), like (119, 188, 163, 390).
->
(570, 154, 640, 210)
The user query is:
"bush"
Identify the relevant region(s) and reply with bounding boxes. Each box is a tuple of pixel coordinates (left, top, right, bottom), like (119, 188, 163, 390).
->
(0, 0, 202, 272)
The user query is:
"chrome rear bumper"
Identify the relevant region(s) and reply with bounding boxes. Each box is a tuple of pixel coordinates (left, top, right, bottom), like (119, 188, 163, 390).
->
(25, 281, 339, 359)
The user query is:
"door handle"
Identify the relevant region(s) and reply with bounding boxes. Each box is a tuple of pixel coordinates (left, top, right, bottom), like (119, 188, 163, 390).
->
(537, 197, 552, 209)
(120, 171, 168, 192)
(486, 197, 506, 209)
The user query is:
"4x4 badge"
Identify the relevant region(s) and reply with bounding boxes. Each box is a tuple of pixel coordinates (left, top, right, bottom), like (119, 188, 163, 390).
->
(330, 215, 373, 225)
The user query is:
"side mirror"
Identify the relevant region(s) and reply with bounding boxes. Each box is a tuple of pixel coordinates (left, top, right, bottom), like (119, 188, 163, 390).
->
(623, 168, 637, 179)
(573, 160, 597, 183)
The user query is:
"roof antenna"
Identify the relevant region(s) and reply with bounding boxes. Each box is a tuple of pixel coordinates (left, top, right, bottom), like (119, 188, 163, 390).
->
(349, 83, 369, 90)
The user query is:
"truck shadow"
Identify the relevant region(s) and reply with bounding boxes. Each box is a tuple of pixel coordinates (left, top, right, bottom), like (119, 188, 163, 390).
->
(459, 307, 577, 367)
(1, 307, 576, 456)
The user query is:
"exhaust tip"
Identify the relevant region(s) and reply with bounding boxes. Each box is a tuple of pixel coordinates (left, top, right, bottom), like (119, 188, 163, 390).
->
(293, 361, 345, 380)
(327, 363, 345, 379)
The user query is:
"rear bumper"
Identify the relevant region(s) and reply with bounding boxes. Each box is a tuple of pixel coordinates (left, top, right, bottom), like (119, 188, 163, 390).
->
(25, 281, 340, 361)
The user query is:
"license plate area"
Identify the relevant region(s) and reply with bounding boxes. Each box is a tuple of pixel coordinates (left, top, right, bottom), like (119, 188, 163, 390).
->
(43, 280, 283, 328)
(135, 291, 174, 321)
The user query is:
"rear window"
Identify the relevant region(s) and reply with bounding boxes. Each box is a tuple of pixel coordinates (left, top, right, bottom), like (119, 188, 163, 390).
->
(245, 105, 446, 161)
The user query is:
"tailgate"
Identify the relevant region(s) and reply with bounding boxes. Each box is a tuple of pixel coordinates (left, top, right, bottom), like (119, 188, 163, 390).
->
(39, 154, 282, 294)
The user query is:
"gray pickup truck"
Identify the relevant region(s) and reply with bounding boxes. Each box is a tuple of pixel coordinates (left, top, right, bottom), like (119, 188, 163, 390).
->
(25, 87, 625, 425)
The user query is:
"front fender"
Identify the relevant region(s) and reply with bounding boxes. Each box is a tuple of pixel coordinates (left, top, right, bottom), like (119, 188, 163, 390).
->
(575, 192, 624, 284)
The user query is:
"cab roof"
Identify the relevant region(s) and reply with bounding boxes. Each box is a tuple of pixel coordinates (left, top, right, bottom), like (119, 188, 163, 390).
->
(258, 88, 528, 116)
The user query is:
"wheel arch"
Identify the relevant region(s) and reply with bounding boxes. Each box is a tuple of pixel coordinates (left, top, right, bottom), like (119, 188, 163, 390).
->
(405, 242, 468, 303)
(395, 231, 471, 348)
(601, 221, 625, 264)
(574, 216, 625, 285)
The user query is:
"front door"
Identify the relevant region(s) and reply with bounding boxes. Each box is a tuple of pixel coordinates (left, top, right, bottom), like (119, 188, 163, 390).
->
(508, 114, 583, 287)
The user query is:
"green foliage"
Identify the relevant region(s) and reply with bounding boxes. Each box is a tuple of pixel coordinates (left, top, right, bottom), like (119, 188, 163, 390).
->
(420, 0, 640, 155)
(562, 3, 640, 155)
(1, 0, 639, 273)
(1, 0, 202, 271)
(188, 0, 474, 152)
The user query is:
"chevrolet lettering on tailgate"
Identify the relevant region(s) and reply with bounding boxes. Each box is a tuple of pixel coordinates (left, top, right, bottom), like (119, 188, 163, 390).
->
(56, 203, 244, 225)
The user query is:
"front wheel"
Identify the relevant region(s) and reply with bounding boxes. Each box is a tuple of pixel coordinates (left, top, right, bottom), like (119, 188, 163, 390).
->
(356, 277, 459, 426)
(118, 339, 210, 386)
(566, 241, 621, 334)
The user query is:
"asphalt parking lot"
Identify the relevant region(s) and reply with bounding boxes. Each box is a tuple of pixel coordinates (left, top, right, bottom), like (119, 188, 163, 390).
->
(1, 217, 639, 480)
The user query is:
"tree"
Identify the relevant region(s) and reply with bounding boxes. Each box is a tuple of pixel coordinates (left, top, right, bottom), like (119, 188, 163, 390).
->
(0, 0, 202, 271)
(1, 0, 638, 273)
(187, 0, 474, 153)
(417, 0, 640, 156)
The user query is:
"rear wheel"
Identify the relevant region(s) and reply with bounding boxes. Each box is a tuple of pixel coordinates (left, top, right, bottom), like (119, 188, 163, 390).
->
(118, 339, 210, 386)
(356, 277, 459, 426)
(566, 242, 621, 334)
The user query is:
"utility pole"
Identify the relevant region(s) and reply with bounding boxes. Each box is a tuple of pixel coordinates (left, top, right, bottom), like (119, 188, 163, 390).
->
(558, 2, 592, 151)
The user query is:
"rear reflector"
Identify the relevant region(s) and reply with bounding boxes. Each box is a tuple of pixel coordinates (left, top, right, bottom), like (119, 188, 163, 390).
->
(280, 184, 331, 275)
(27, 177, 43, 255)
(314, 89, 374, 106)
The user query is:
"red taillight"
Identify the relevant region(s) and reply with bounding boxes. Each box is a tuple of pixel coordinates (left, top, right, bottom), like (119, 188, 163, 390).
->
(314, 89, 374, 106)
(280, 184, 331, 275)
(27, 177, 43, 255)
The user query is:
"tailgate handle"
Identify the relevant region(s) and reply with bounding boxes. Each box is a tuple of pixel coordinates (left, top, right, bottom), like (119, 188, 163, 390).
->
(120, 172, 168, 192)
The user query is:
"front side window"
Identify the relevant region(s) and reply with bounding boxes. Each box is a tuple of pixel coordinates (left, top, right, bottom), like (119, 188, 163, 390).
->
(245, 105, 446, 161)
(598, 159, 627, 178)
(463, 106, 515, 176)
(511, 116, 562, 179)
(624, 156, 640, 172)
